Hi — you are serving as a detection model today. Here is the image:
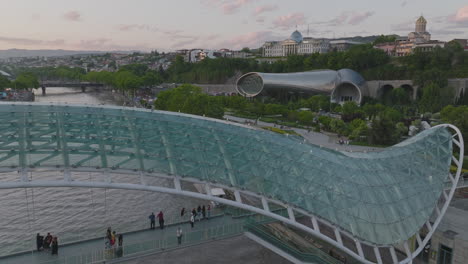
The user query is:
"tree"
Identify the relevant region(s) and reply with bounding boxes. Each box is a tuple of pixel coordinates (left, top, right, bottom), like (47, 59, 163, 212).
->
(373, 35, 397, 45)
(13, 73, 39, 89)
(114, 71, 142, 95)
(349, 119, 368, 141)
(441, 105, 468, 141)
(370, 114, 397, 145)
(0, 75, 10, 89)
(341, 101, 364, 122)
(330, 118, 348, 135)
(154, 84, 224, 119)
(298, 111, 315, 125)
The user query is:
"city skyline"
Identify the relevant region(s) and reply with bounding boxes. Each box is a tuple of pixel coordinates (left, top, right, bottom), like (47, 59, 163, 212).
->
(0, 0, 467, 51)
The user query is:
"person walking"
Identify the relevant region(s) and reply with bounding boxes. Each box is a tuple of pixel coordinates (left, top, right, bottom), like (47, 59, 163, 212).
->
(180, 207, 185, 218)
(36, 233, 43, 251)
(44, 233, 52, 250)
(207, 204, 211, 219)
(51, 237, 58, 255)
(105, 228, 112, 249)
(177, 227, 183, 245)
(191, 208, 197, 222)
(111, 231, 116, 248)
(118, 234, 123, 247)
(149, 212, 156, 230)
(202, 205, 206, 220)
(190, 213, 195, 228)
(157, 211, 165, 229)
(197, 206, 202, 221)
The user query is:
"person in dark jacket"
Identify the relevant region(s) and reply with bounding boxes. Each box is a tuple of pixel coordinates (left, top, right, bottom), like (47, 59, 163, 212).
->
(44, 233, 52, 250)
(180, 207, 185, 218)
(149, 212, 155, 230)
(36, 233, 43, 251)
(51, 237, 58, 255)
(202, 205, 206, 220)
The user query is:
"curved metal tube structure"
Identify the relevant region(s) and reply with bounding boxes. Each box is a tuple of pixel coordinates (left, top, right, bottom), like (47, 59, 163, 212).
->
(0, 103, 463, 264)
(236, 69, 365, 104)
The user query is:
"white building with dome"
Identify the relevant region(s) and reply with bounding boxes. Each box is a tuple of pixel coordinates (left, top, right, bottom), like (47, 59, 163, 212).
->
(262, 30, 330, 57)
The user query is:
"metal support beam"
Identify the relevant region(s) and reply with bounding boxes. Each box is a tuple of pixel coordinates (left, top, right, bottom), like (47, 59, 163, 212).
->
(355, 240, 364, 258)
(261, 197, 270, 212)
(373, 246, 383, 264)
(334, 228, 343, 246)
(390, 247, 399, 264)
(234, 190, 242, 203)
(403, 241, 412, 260)
(173, 177, 181, 191)
(311, 216, 320, 232)
(205, 183, 212, 196)
(287, 207, 295, 222)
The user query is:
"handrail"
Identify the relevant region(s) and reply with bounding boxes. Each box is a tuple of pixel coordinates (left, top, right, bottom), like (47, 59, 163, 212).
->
(37, 221, 244, 264)
(245, 222, 345, 264)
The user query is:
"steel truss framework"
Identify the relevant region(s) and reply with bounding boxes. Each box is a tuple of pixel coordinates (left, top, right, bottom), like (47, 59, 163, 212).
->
(0, 103, 464, 264)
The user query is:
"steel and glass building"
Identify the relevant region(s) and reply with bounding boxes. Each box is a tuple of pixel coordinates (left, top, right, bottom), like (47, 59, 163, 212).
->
(236, 69, 366, 104)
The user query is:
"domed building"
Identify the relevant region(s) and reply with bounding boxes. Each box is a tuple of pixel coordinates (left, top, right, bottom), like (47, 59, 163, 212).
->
(262, 30, 330, 57)
(290, 30, 303, 43)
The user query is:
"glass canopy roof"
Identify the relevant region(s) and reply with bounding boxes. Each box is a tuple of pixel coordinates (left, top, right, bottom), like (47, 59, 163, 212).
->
(0, 103, 453, 245)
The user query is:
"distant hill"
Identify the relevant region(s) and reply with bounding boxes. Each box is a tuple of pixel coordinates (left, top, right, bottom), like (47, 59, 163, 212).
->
(0, 49, 134, 58)
(332, 35, 400, 44)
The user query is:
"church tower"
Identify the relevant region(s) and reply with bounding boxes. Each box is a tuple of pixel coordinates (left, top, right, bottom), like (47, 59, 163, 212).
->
(415, 16, 427, 33)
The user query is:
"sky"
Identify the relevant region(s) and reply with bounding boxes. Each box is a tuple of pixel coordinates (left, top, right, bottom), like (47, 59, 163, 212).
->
(0, 0, 467, 51)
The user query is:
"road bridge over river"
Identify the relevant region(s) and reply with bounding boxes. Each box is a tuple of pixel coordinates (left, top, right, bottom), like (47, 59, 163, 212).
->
(40, 81, 104, 94)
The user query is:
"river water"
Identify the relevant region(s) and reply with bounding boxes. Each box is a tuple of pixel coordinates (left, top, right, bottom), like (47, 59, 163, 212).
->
(0, 87, 203, 256)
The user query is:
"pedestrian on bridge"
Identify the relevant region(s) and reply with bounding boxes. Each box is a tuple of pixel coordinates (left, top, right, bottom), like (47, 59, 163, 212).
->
(180, 207, 185, 218)
(51, 237, 58, 255)
(177, 227, 183, 245)
(190, 213, 195, 228)
(149, 212, 156, 230)
(157, 211, 165, 229)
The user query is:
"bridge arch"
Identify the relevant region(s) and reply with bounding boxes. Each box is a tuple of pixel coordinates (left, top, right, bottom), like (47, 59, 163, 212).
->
(0, 103, 463, 264)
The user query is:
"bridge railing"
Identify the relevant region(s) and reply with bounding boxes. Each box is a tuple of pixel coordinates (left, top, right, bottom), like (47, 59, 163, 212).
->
(37, 221, 244, 264)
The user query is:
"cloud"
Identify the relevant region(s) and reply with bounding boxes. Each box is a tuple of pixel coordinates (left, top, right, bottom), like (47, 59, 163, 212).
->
(273, 13, 306, 30)
(401, 1, 407, 7)
(201, 0, 255, 15)
(313, 11, 374, 26)
(74, 38, 149, 51)
(254, 5, 277, 16)
(447, 5, 468, 26)
(391, 20, 414, 32)
(222, 0, 255, 14)
(63, 11, 82, 21)
(256, 16, 265, 23)
(430, 27, 465, 36)
(326, 12, 350, 26)
(117, 24, 159, 32)
(0, 36, 65, 46)
(31, 14, 40, 21)
(216, 31, 277, 49)
(348, 11, 375, 25)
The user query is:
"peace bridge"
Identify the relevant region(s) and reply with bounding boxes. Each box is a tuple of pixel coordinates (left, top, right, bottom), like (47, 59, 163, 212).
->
(0, 102, 464, 264)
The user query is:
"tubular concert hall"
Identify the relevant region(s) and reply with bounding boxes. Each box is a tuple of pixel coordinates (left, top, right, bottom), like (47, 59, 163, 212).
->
(236, 69, 366, 104)
(0, 103, 464, 264)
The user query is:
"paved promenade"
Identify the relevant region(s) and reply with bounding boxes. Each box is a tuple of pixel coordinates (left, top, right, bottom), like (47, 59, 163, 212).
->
(224, 115, 382, 152)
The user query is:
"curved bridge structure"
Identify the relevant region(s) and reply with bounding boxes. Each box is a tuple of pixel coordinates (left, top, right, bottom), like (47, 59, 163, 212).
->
(0, 102, 463, 264)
